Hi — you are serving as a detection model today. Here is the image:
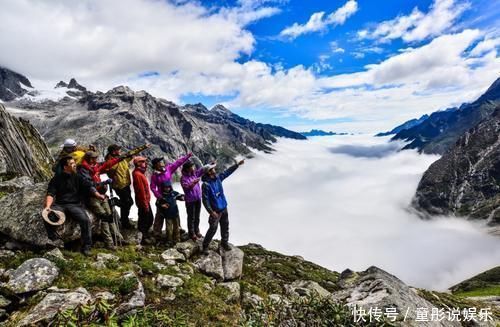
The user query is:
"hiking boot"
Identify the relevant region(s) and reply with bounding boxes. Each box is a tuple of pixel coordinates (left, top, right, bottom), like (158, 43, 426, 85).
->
(202, 247, 209, 255)
(191, 235, 198, 242)
(221, 242, 231, 251)
(195, 232, 203, 238)
(81, 248, 91, 257)
(105, 243, 117, 250)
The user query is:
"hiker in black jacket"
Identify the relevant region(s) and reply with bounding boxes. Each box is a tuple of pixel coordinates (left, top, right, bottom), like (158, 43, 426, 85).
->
(43, 156, 105, 256)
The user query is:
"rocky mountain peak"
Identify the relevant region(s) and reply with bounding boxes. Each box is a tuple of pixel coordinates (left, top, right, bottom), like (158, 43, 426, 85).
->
(67, 78, 87, 92)
(0, 67, 33, 101)
(478, 77, 500, 102)
(211, 104, 232, 116)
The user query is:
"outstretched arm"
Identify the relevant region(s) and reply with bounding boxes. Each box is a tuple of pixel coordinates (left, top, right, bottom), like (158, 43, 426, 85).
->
(167, 153, 193, 174)
(219, 160, 244, 182)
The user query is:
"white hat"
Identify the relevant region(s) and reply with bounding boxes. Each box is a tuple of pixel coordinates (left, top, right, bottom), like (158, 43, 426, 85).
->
(61, 138, 77, 148)
(41, 208, 66, 226)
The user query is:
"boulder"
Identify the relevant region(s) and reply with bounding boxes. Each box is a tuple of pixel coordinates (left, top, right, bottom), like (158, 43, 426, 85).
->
(156, 274, 184, 290)
(17, 288, 91, 326)
(161, 248, 185, 262)
(331, 266, 461, 327)
(0, 250, 15, 259)
(44, 248, 66, 262)
(96, 253, 120, 263)
(285, 280, 331, 298)
(194, 251, 224, 280)
(95, 291, 116, 301)
(242, 292, 264, 307)
(219, 282, 240, 303)
(221, 245, 244, 280)
(175, 240, 198, 259)
(0, 176, 34, 193)
(0, 182, 100, 247)
(4, 258, 59, 294)
(114, 272, 145, 316)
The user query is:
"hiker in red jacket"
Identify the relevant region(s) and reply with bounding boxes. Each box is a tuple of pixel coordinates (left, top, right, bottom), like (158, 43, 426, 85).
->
(78, 151, 124, 249)
(132, 156, 154, 244)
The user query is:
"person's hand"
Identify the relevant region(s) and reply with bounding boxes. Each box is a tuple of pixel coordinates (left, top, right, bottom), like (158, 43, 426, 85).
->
(188, 152, 193, 157)
(193, 178, 201, 184)
(238, 160, 245, 166)
(210, 211, 221, 219)
(42, 207, 51, 214)
(88, 144, 96, 151)
(161, 204, 170, 209)
(146, 143, 152, 148)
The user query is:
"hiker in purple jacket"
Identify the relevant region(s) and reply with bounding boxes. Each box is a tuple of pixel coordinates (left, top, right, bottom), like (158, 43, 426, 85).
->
(181, 161, 216, 241)
(150, 153, 192, 238)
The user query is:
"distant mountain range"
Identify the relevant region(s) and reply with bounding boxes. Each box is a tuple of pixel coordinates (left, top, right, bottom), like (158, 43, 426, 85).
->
(0, 67, 305, 168)
(388, 78, 500, 154)
(300, 129, 349, 137)
(375, 115, 429, 137)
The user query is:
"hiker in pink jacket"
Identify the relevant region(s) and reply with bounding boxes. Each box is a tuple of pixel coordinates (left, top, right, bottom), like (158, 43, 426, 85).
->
(150, 153, 192, 238)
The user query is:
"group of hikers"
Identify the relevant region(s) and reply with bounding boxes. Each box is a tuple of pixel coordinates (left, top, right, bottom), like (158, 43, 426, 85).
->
(42, 139, 244, 256)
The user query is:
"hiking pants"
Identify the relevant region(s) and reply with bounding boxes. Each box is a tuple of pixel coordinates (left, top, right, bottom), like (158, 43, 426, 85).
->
(52, 203, 92, 250)
(114, 186, 134, 226)
(88, 197, 122, 246)
(186, 200, 201, 237)
(152, 208, 164, 236)
(137, 206, 154, 235)
(165, 215, 181, 244)
(202, 208, 229, 249)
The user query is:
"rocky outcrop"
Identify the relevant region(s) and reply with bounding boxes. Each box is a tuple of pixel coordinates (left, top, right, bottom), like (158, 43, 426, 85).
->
(413, 106, 500, 226)
(194, 250, 224, 280)
(376, 114, 429, 137)
(114, 272, 145, 316)
(221, 245, 244, 281)
(0, 67, 32, 102)
(18, 287, 91, 326)
(0, 103, 53, 182)
(3, 258, 59, 294)
(0, 181, 101, 247)
(392, 77, 500, 154)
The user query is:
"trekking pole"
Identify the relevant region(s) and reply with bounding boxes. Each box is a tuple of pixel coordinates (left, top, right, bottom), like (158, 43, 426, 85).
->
(109, 188, 122, 247)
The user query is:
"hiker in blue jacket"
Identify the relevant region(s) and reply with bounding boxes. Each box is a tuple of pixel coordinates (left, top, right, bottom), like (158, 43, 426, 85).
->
(201, 159, 244, 254)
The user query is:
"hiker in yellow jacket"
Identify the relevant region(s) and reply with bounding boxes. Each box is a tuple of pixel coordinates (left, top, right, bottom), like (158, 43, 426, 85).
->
(52, 139, 95, 173)
(104, 143, 151, 229)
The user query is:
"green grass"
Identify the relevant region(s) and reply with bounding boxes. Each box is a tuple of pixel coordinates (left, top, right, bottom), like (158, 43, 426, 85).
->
(454, 285, 500, 297)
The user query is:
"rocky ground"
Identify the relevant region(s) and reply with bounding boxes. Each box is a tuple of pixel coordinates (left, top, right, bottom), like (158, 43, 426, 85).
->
(0, 235, 497, 326)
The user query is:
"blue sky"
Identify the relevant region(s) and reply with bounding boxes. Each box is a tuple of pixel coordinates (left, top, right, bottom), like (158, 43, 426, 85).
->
(0, 0, 499, 132)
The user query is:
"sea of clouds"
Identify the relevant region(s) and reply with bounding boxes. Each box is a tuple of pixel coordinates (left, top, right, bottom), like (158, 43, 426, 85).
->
(135, 135, 500, 290)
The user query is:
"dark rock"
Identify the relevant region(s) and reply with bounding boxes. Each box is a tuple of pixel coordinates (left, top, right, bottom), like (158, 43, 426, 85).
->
(413, 106, 500, 226)
(0, 103, 54, 182)
(54, 81, 68, 89)
(0, 67, 32, 101)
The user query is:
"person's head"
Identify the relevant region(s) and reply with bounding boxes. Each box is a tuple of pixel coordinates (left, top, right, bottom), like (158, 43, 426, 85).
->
(162, 180, 172, 192)
(85, 151, 99, 165)
(60, 156, 77, 174)
(207, 167, 217, 179)
(61, 138, 77, 153)
(133, 156, 147, 169)
(107, 144, 122, 157)
(152, 157, 165, 171)
(182, 161, 195, 175)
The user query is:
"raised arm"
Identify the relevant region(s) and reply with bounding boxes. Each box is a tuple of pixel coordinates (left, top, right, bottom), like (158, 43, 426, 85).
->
(219, 160, 244, 182)
(166, 153, 193, 174)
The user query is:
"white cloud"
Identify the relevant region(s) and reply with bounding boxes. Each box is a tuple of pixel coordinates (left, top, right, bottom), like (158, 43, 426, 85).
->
(0, 0, 262, 82)
(470, 36, 500, 57)
(330, 41, 345, 53)
(359, 0, 470, 43)
(279, 0, 358, 39)
(219, 136, 500, 290)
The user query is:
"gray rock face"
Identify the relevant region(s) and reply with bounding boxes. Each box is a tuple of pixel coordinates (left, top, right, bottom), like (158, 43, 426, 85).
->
(285, 280, 331, 298)
(0, 182, 99, 247)
(156, 274, 184, 289)
(0, 103, 53, 182)
(7, 83, 304, 169)
(219, 282, 240, 303)
(4, 258, 59, 294)
(0, 67, 32, 102)
(18, 287, 91, 326)
(0, 176, 34, 193)
(161, 248, 186, 262)
(413, 106, 500, 226)
(114, 272, 145, 316)
(0, 295, 11, 308)
(221, 245, 244, 280)
(332, 266, 460, 327)
(44, 248, 66, 262)
(175, 240, 198, 259)
(194, 251, 224, 280)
